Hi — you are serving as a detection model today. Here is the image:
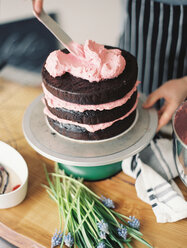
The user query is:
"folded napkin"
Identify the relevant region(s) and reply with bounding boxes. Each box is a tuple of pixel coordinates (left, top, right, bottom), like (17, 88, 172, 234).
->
(122, 135, 187, 223)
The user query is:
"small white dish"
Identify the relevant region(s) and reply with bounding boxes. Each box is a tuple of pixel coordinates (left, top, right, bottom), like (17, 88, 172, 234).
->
(0, 141, 28, 209)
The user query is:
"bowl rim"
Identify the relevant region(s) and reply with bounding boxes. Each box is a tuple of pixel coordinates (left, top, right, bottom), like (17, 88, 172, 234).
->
(172, 100, 187, 149)
(0, 141, 28, 197)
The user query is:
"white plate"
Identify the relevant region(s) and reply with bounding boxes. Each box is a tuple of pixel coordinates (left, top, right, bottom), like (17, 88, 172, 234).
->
(23, 94, 158, 166)
(0, 141, 28, 209)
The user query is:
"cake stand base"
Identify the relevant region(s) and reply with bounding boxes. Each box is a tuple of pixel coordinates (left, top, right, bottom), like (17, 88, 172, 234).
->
(58, 161, 122, 181)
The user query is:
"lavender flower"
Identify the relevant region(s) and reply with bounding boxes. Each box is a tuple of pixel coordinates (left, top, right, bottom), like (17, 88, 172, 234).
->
(97, 220, 109, 234)
(128, 216, 140, 230)
(100, 195, 115, 209)
(64, 232, 74, 247)
(117, 224, 127, 240)
(51, 230, 63, 248)
(97, 241, 106, 248)
(99, 231, 107, 239)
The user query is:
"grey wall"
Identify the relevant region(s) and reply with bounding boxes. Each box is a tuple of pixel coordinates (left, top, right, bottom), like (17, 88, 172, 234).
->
(0, 0, 121, 46)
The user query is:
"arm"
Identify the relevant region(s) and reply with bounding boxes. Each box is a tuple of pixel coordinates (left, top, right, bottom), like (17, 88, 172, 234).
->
(143, 77, 187, 131)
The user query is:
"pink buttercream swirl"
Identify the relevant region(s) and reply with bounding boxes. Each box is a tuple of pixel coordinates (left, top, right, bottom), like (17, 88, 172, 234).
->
(45, 40, 126, 82)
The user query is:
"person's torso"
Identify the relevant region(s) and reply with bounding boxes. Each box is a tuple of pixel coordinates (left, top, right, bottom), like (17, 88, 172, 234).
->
(119, 0, 187, 95)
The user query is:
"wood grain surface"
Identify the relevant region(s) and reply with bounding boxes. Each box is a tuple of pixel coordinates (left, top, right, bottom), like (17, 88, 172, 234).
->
(0, 78, 187, 248)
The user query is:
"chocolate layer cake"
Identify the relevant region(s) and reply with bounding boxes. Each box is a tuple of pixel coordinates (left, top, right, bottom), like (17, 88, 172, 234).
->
(42, 42, 139, 140)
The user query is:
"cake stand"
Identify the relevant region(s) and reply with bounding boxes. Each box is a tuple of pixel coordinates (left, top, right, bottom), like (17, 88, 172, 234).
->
(23, 94, 158, 180)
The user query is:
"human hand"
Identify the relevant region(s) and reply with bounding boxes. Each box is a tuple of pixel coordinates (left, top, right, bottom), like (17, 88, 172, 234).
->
(32, 0, 43, 14)
(143, 77, 187, 131)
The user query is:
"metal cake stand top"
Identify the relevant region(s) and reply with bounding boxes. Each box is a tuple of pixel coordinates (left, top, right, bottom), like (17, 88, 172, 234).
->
(23, 94, 158, 167)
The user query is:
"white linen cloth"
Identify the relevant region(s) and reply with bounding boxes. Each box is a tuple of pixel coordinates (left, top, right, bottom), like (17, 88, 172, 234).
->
(122, 136, 187, 223)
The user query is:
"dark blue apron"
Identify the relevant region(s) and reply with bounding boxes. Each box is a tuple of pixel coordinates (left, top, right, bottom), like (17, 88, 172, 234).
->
(119, 0, 187, 96)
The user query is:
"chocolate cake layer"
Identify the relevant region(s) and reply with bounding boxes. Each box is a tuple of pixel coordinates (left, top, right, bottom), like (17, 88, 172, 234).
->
(47, 110, 136, 140)
(45, 91, 137, 124)
(42, 47, 138, 105)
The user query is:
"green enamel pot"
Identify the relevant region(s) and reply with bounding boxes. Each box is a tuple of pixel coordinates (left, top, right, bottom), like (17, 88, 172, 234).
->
(57, 161, 122, 181)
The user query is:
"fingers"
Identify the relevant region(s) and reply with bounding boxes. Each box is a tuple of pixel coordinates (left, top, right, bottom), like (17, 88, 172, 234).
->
(156, 104, 176, 131)
(142, 89, 162, 108)
(32, 0, 43, 14)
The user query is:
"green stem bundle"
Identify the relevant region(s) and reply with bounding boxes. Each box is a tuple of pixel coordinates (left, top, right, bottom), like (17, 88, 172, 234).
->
(43, 164, 153, 248)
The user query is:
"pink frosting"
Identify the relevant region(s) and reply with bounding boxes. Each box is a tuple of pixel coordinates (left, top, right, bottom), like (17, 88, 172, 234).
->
(42, 81, 140, 112)
(45, 40, 126, 82)
(174, 101, 187, 145)
(44, 96, 138, 133)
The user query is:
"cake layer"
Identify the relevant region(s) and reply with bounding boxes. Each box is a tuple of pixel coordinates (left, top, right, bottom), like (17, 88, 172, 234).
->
(44, 96, 138, 133)
(42, 80, 140, 112)
(42, 47, 138, 105)
(45, 91, 137, 124)
(47, 110, 136, 140)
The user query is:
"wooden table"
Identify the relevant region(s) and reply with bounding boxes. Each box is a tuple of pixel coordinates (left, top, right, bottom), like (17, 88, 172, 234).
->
(0, 77, 187, 248)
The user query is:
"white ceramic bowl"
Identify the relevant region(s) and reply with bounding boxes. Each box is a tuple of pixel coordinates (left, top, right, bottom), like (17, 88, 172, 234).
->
(0, 141, 28, 209)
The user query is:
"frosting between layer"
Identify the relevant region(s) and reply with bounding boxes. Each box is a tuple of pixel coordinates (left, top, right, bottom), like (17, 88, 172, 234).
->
(42, 81, 140, 112)
(45, 40, 126, 82)
(44, 96, 138, 132)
